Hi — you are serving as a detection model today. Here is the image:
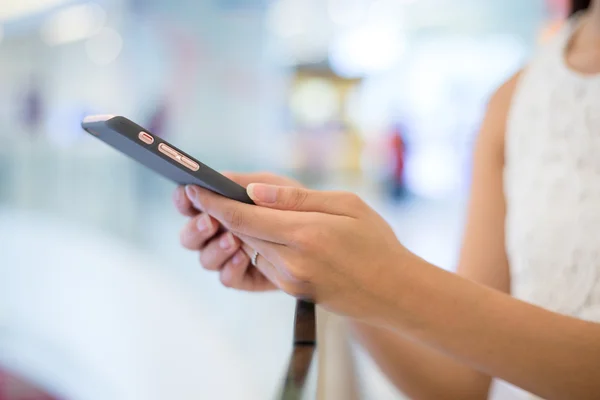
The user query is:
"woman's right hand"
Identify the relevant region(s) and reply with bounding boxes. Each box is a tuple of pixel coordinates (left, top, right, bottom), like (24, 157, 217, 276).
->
(173, 172, 303, 292)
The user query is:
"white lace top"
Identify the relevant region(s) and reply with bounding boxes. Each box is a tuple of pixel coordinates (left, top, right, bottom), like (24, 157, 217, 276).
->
(498, 14, 600, 399)
(505, 14, 600, 323)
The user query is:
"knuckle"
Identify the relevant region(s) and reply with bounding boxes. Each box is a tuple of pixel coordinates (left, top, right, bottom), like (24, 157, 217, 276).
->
(287, 188, 308, 210)
(292, 226, 328, 250)
(290, 229, 313, 249)
(343, 192, 364, 208)
(286, 263, 312, 284)
(223, 207, 244, 230)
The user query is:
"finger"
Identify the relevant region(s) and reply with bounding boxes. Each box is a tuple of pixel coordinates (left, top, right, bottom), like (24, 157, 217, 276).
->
(238, 236, 299, 287)
(222, 171, 302, 188)
(185, 185, 301, 244)
(247, 184, 361, 217)
(180, 213, 219, 250)
(174, 186, 199, 216)
(199, 232, 241, 271)
(242, 266, 279, 292)
(219, 250, 277, 292)
(219, 249, 250, 288)
(240, 241, 313, 299)
(240, 242, 283, 288)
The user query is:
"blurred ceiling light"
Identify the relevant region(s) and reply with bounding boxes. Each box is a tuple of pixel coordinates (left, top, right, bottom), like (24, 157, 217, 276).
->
(85, 27, 122, 65)
(329, 24, 406, 78)
(0, 0, 70, 21)
(326, 0, 369, 27)
(40, 3, 106, 46)
(290, 78, 339, 126)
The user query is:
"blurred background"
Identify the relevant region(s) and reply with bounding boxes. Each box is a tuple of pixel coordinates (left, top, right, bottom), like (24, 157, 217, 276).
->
(0, 0, 572, 399)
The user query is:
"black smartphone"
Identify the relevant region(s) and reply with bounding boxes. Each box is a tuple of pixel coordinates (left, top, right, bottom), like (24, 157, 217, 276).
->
(81, 115, 253, 204)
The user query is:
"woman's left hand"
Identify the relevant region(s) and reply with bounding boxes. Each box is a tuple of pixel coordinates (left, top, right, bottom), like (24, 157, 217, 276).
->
(185, 183, 419, 320)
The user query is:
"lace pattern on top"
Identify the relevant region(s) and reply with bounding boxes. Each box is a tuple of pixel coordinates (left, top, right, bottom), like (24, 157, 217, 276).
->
(505, 14, 600, 322)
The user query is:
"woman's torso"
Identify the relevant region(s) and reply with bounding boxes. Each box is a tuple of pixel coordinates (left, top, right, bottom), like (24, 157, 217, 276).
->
(505, 14, 600, 321)
(500, 13, 600, 399)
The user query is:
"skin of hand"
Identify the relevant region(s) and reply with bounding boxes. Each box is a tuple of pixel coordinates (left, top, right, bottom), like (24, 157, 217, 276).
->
(173, 172, 303, 292)
(174, 174, 600, 400)
(181, 181, 414, 320)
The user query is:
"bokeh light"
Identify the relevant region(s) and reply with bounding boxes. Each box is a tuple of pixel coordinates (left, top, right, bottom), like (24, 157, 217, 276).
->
(40, 3, 106, 46)
(290, 78, 339, 126)
(329, 24, 407, 78)
(405, 143, 461, 198)
(0, 0, 70, 21)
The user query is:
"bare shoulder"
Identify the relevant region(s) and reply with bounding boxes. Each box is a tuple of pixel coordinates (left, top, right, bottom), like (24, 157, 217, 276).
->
(478, 70, 524, 162)
(487, 70, 524, 124)
(492, 70, 523, 102)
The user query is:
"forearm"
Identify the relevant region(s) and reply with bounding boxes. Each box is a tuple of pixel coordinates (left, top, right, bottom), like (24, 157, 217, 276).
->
(381, 253, 600, 400)
(350, 320, 491, 400)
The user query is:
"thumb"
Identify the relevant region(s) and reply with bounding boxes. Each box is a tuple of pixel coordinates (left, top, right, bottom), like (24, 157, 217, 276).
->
(247, 183, 355, 215)
(222, 171, 303, 189)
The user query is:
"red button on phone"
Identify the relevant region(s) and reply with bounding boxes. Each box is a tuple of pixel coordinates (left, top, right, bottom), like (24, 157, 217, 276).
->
(138, 132, 154, 144)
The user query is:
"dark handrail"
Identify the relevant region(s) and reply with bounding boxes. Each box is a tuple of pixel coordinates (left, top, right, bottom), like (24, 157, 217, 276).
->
(278, 300, 317, 399)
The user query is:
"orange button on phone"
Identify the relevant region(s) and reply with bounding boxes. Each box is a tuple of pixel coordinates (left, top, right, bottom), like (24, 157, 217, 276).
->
(158, 143, 178, 157)
(180, 156, 200, 171)
(157, 143, 199, 171)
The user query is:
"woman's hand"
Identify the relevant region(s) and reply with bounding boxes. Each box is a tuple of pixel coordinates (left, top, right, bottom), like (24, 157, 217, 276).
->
(184, 182, 416, 321)
(172, 173, 303, 292)
(178, 178, 600, 400)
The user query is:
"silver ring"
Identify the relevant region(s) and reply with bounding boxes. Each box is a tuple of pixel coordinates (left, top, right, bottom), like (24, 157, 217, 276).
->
(251, 250, 259, 266)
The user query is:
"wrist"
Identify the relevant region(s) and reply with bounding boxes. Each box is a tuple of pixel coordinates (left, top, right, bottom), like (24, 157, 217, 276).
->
(364, 245, 434, 329)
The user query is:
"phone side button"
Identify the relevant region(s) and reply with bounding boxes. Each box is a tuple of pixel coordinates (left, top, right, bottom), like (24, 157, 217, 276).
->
(158, 143, 178, 157)
(180, 156, 200, 171)
(138, 131, 154, 144)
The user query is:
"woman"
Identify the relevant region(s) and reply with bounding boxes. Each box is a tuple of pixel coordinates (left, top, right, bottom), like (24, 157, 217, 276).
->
(173, 0, 600, 398)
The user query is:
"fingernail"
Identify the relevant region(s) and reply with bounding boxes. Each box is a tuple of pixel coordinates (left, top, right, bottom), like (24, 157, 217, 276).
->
(220, 233, 235, 250)
(232, 251, 244, 265)
(185, 185, 199, 200)
(196, 214, 212, 232)
(247, 183, 277, 203)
